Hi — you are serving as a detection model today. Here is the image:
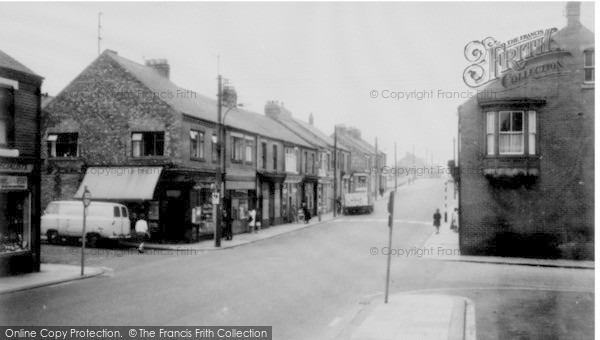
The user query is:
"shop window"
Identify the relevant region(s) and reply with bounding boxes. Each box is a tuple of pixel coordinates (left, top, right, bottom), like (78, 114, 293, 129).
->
(0, 191, 31, 253)
(132, 132, 164, 157)
(232, 136, 243, 162)
(0, 87, 14, 147)
(245, 138, 253, 163)
(273, 145, 278, 171)
(190, 130, 205, 160)
(47, 133, 79, 158)
(261, 142, 267, 169)
(584, 49, 594, 83)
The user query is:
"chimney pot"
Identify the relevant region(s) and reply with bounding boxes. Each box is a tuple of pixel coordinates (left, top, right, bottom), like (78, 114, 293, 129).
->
(145, 59, 170, 79)
(566, 2, 581, 27)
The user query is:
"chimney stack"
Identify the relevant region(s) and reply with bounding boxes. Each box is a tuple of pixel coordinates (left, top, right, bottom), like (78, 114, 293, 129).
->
(566, 2, 581, 28)
(309, 113, 314, 125)
(145, 59, 170, 79)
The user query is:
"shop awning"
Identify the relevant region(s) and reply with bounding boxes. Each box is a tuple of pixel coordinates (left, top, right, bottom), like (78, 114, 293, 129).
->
(74, 167, 162, 200)
(226, 181, 255, 190)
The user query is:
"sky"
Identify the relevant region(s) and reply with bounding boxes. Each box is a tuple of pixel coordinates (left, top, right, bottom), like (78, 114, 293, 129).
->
(0, 1, 595, 165)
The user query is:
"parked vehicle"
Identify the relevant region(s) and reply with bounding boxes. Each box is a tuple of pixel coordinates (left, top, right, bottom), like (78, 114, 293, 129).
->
(41, 201, 132, 247)
(342, 173, 374, 214)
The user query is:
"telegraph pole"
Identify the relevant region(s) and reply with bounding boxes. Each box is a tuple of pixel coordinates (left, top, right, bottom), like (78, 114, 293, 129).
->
(97, 12, 102, 55)
(333, 126, 337, 217)
(214, 75, 223, 247)
(375, 137, 378, 199)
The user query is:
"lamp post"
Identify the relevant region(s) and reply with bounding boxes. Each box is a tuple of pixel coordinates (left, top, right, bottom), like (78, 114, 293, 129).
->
(81, 186, 91, 276)
(214, 74, 243, 247)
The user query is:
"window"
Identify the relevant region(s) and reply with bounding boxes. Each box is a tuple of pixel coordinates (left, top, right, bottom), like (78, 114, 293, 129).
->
(528, 111, 536, 155)
(132, 132, 164, 157)
(261, 142, 267, 169)
(245, 138, 253, 163)
(272, 145, 278, 171)
(486, 112, 495, 155)
(499, 111, 523, 155)
(584, 49, 594, 83)
(232, 136, 243, 161)
(310, 153, 315, 174)
(303, 151, 308, 173)
(121, 207, 128, 218)
(47, 133, 78, 158)
(0, 87, 13, 146)
(190, 130, 204, 159)
(486, 110, 536, 156)
(285, 147, 297, 173)
(113, 206, 121, 218)
(212, 133, 218, 162)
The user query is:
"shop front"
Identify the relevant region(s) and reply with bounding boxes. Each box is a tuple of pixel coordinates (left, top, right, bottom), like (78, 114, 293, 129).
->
(283, 174, 303, 223)
(225, 175, 257, 234)
(0, 160, 40, 276)
(302, 175, 318, 216)
(257, 171, 286, 228)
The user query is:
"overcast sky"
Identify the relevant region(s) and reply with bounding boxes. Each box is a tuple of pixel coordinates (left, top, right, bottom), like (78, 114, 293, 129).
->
(0, 1, 594, 165)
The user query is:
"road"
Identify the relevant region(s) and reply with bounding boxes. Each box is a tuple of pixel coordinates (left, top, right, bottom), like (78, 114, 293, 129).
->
(1, 177, 593, 339)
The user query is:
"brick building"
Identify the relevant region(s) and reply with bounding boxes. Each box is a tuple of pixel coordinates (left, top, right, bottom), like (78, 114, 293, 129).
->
(457, 2, 594, 259)
(265, 102, 351, 215)
(43, 50, 315, 241)
(0, 50, 43, 275)
(335, 125, 386, 198)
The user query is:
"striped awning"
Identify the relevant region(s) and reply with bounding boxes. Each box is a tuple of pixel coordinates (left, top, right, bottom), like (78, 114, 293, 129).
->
(74, 167, 162, 200)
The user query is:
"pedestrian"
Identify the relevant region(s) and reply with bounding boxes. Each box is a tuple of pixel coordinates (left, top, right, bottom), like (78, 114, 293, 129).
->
(255, 211, 261, 233)
(335, 197, 342, 215)
(450, 208, 458, 232)
(302, 202, 311, 224)
(379, 186, 384, 197)
(135, 213, 149, 253)
(222, 207, 233, 241)
(248, 208, 256, 233)
(433, 208, 441, 234)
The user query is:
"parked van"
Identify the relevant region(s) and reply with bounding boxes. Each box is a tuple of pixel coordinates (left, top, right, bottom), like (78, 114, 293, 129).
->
(41, 201, 132, 247)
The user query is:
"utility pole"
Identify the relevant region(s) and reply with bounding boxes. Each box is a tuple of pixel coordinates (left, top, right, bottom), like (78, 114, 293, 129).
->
(97, 12, 102, 56)
(384, 190, 395, 303)
(214, 75, 223, 247)
(394, 142, 397, 191)
(375, 137, 378, 200)
(333, 126, 337, 217)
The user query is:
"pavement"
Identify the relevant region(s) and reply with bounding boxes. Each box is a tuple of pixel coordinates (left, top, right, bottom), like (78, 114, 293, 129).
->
(0, 263, 104, 295)
(349, 294, 475, 340)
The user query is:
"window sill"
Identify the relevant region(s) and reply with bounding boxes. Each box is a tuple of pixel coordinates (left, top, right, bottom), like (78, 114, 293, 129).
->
(582, 83, 594, 89)
(48, 156, 81, 160)
(190, 157, 206, 162)
(131, 156, 165, 160)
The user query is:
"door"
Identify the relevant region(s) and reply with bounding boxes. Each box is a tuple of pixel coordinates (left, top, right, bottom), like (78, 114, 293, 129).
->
(164, 190, 186, 240)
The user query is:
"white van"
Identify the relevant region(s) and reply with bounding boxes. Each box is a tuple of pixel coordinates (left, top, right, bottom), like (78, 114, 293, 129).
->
(41, 201, 132, 247)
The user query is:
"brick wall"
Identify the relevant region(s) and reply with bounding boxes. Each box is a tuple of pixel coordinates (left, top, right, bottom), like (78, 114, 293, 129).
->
(458, 24, 594, 260)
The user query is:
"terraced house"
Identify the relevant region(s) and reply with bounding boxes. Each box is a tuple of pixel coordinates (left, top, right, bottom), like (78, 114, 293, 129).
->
(265, 102, 351, 215)
(0, 50, 43, 275)
(42, 50, 317, 242)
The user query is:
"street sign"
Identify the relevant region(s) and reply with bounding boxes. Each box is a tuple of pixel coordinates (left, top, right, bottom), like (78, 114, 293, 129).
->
(82, 187, 92, 207)
(211, 192, 220, 204)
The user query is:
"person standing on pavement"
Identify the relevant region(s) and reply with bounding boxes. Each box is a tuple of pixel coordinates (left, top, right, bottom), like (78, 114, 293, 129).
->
(433, 209, 442, 234)
(248, 208, 256, 233)
(302, 202, 311, 224)
(135, 213, 149, 253)
(450, 208, 458, 232)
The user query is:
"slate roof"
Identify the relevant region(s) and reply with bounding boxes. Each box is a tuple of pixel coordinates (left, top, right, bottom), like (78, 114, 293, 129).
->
(105, 50, 312, 148)
(0, 49, 40, 77)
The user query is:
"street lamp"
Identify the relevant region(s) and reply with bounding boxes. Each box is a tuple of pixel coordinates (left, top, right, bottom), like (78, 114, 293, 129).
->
(214, 74, 243, 247)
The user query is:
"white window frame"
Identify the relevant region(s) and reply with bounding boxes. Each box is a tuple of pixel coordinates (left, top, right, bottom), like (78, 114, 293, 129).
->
(486, 112, 495, 155)
(584, 49, 595, 83)
(498, 111, 524, 155)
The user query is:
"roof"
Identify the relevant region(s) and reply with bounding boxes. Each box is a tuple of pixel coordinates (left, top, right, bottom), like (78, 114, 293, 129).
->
(336, 132, 373, 155)
(0, 49, 40, 77)
(270, 115, 330, 149)
(105, 51, 312, 148)
(291, 117, 349, 152)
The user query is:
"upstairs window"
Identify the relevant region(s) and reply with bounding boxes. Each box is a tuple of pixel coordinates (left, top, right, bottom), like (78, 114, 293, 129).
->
(584, 49, 594, 83)
(245, 137, 253, 163)
(486, 110, 536, 156)
(190, 130, 204, 159)
(272, 145, 278, 171)
(232, 136, 243, 161)
(211, 133, 218, 162)
(132, 132, 164, 157)
(499, 111, 523, 155)
(261, 142, 267, 169)
(0, 87, 14, 146)
(47, 133, 79, 158)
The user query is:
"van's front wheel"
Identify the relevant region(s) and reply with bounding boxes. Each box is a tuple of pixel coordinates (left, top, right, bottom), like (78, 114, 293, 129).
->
(86, 234, 99, 248)
(47, 230, 59, 245)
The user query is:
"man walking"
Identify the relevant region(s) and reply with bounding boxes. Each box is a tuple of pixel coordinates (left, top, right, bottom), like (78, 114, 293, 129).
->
(433, 208, 441, 235)
(135, 213, 149, 253)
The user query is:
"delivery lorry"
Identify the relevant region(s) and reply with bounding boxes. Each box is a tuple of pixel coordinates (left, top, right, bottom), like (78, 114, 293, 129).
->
(342, 173, 374, 215)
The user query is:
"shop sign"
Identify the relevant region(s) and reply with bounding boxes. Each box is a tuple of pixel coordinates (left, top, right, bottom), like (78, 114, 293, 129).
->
(463, 28, 567, 88)
(0, 175, 28, 190)
(0, 162, 33, 173)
